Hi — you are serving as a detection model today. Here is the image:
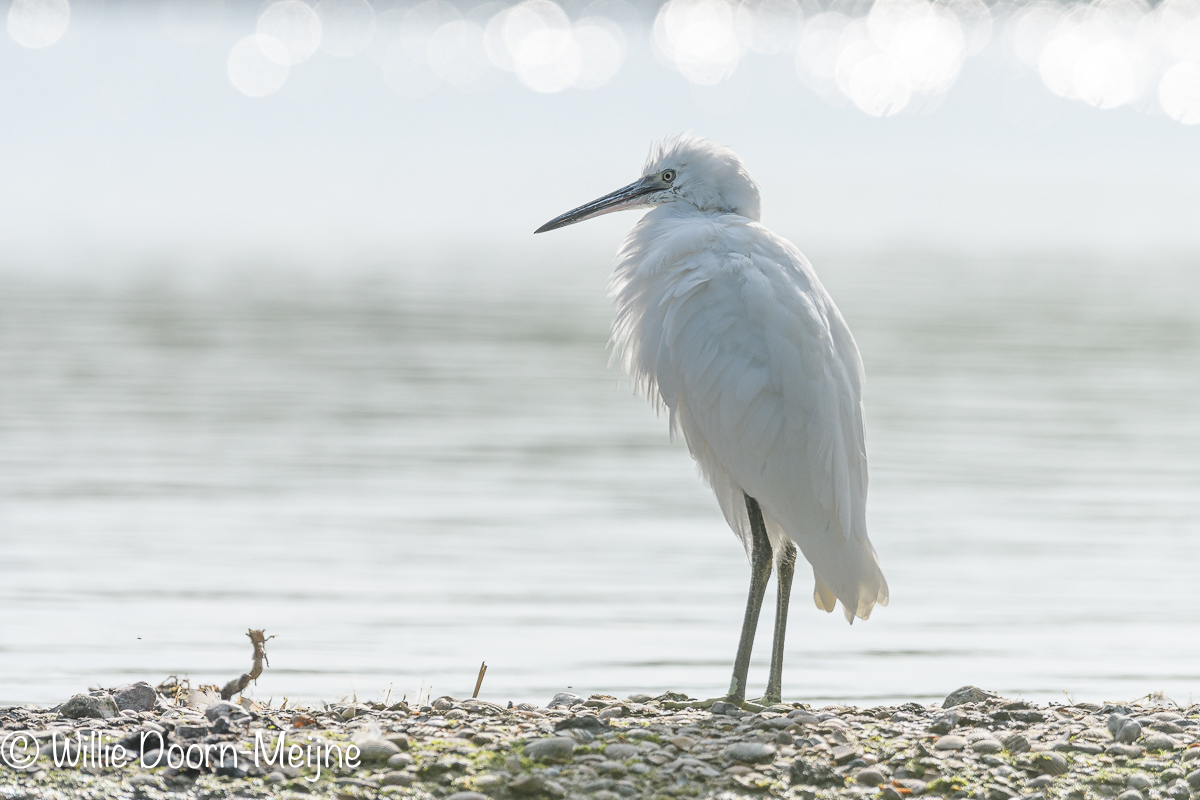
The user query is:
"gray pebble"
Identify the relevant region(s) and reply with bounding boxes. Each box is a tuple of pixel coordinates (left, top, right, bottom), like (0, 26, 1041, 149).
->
(60, 694, 118, 719)
(1144, 733, 1177, 752)
(1117, 791, 1145, 800)
(112, 682, 157, 712)
(381, 771, 415, 787)
(549, 692, 584, 708)
(388, 752, 414, 768)
(266, 772, 285, 785)
(929, 711, 963, 734)
(1027, 776, 1054, 790)
(944, 686, 995, 708)
(1117, 720, 1143, 743)
(603, 743, 639, 760)
(356, 738, 401, 763)
(1031, 752, 1069, 776)
(1187, 770, 1200, 791)
(1003, 733, 1031, 754)
(582, 779, 615, 793)
(724, 741, 777, 763)
(856, 768, 887, 787)
(935, 735, 968, 751)
(203, 701, 246, 722)
(526, 737, 576, 762)
(1128, 774, 1153, 791)
(972, 738, 1004, 754)
(446, 793, 490, 800)
(597, 760, 627, 776)
(508, 773, 546, 795)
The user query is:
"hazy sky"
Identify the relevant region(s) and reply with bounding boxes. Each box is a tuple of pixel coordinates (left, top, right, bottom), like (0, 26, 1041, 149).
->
(2, 0, 1198, 269)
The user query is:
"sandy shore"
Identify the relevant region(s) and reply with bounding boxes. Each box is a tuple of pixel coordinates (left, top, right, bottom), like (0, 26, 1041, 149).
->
(2, 685, 1199, 800)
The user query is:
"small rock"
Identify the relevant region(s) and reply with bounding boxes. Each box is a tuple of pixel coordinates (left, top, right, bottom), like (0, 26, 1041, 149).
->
(597, 760, 627, 776)
(711, 701, 742, 716)
(431, 696, 457, 711)
(1116, 791, 1145, 800)
(603, 743, 639, 760)
(1031, 752, 1069, 776)
(669, 735, 695, 751)
(356, 738, 402, 763)
(930, 711, 963, 734)
(1107, 744, 1145, 758)
(475, 775, 504, 790)
(855, 768, 887, 786)
(544, 779, 567, 797)
(935, 735, 968, 751)
(944, 686, 996, 708)
(555, 715, 607, 734)
(386, 734, 410, 750)
(1144, 733, 1176, 752)
(1165, 783, 1192, 800)
(509, 773, 546, 795)
(882, 787, 905, 800)
(972, 738, 1004, 754)
(1108, 714, 1129, 736)
(387, 753, 414, 768)
(724, 742, 777, 764)
(775, 731, 794, 745)
(831, 745, 859, 765)
(526, 737, 576, 762)
(549, 692, 584, 708)
(266, 772, 285, 785)
(203, 701, 246, 722)
(112, 682, 157, 712)
(582, 779, 616, 793)
(1186, 770, 1200, 791)
(60, 693, 119, 719)
(446, 793, 489, 800)
(1127, 775, 1153, 791)
(1003, 734, 1031, 753)
(988, 786, 1017, 800)
(175, 724, 209, 738)
(129, 773, 164, 789)
(1027, 776, 1054, 790)
(1117, 720, 1142, 744)
(791, 758, 845, 787)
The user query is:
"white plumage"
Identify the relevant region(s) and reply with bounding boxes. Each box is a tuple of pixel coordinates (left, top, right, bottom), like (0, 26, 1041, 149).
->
(536, 133, 887, 703)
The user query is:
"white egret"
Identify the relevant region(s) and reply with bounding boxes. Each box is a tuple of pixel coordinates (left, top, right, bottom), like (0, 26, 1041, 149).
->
(535, 134, 888, 705)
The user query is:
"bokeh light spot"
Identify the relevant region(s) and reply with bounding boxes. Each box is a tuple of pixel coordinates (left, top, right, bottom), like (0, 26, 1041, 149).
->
(258, 1, 323, 66)
(7, 0, 70, 49)
(227, 35, 291, 97)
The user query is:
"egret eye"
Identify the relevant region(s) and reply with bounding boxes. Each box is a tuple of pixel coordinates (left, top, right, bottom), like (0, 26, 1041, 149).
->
(662, 170, 676, 183)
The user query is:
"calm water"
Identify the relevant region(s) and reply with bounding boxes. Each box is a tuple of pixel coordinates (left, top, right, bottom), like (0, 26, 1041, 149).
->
(2, 252, 1199, 708)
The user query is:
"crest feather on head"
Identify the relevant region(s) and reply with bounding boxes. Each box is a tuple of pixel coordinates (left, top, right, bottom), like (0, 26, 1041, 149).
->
(643, 133, 762, 221)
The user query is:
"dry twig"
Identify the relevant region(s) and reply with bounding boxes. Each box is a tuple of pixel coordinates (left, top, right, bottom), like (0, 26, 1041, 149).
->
(220, 628, 274, 700)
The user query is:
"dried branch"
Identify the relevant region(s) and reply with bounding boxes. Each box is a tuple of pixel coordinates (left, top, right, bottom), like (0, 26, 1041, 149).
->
(220, 629, 274, 701)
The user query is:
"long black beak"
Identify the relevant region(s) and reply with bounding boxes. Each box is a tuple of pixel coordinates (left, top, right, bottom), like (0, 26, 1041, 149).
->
(534, 175, 660, 234)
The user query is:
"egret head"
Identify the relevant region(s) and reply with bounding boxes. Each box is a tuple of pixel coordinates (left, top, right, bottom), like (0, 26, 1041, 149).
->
(534, 134, 761, 234)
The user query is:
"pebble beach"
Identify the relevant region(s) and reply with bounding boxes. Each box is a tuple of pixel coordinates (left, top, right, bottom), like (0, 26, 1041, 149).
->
(3, 684, 1199, 800)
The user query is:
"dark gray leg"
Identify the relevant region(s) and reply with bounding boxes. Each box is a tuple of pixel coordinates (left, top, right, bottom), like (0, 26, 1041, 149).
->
(726, 493, 773, 704)
(760, 539, 797, 705)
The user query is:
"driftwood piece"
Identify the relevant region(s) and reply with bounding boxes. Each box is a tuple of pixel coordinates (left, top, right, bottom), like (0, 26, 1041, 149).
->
(220, 629, 274, 700)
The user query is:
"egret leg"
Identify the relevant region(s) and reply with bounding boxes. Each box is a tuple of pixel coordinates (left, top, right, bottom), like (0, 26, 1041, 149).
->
(726, 493, 773, 705)
(756, 539, 797, 706)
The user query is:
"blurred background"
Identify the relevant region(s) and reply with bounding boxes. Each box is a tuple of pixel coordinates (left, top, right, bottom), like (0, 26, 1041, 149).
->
(0, 0, 1198, 709)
